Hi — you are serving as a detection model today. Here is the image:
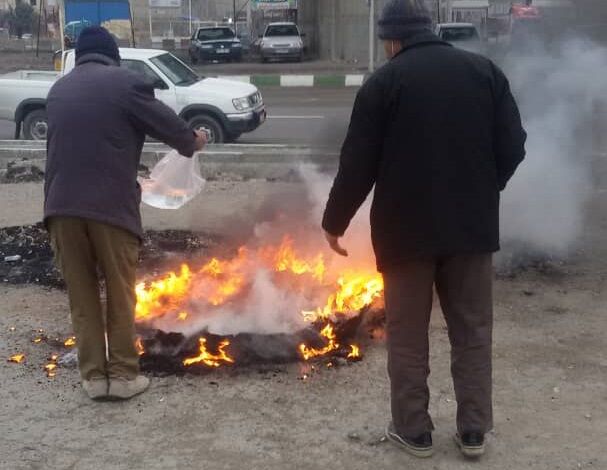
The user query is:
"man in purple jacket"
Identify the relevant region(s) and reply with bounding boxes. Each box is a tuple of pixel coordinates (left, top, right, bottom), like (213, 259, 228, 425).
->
(44, 27, 206, 400)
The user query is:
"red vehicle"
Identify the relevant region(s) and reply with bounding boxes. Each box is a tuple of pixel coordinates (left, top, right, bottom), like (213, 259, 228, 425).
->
(509, 2, 543, 47)
(510, 3, 541, 19)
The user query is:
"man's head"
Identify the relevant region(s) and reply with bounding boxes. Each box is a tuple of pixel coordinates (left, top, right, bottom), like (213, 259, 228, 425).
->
(75, 26, 120, 64)
(378, 0, 432, 59)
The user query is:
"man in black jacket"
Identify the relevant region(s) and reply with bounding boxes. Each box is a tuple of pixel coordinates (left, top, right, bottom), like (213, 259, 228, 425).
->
(45, 27, 206, 401)
(322, 0, 526, 459)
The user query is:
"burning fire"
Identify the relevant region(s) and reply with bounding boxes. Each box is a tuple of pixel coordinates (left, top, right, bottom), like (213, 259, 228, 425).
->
(135, 235, 383, 367)
(8, 354, 25, 364)
(347, 344, 361, 360)
(135, 336, 145, 356)
(299, 324, 339, 360)
(183, 338, 235, 367)
(64, 336, 76, 348)
(44, 362, 57, 378)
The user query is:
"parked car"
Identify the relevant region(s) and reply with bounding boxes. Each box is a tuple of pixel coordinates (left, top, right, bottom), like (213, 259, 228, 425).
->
(434, 23, 483, 54)
(259, 22, 304, 62)
(189, 26, 243, 64)
(0, 48, 266, 143)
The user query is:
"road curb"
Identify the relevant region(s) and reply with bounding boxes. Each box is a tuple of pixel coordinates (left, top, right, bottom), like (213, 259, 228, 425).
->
(0, 142, 339, 181)
(216, 74, 366, 87)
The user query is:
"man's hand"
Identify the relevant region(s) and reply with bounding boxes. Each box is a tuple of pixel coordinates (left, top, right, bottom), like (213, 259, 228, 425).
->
(324, 230, 348, 257)
(194, 130, 208, 151)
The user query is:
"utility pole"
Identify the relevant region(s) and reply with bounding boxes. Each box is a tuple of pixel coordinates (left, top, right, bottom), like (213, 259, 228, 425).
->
(246, 0, 252, 33)
(368, 0, 374, 73)
(233, 0, 236, 23)
(330, 0, 336, 61)
(189, 0, 192, 36)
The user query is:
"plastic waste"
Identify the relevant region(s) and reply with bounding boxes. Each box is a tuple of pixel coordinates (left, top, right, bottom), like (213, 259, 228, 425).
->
(140, 150, 205, 209)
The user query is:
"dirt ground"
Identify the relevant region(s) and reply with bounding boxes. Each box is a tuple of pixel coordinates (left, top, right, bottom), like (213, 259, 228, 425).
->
(1, 177, 606, 470)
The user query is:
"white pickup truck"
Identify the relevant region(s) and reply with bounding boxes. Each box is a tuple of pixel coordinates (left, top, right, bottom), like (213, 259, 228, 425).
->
(0, 48, 266, 143)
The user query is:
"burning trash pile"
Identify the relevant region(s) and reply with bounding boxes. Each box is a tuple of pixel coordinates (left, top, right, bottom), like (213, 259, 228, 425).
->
(134, 235, 385, 374)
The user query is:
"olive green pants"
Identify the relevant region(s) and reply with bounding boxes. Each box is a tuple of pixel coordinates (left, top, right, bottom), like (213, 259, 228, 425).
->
(49, 216, 140, 381)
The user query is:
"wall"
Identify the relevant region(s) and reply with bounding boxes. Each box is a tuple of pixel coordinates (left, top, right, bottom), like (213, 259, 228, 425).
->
(300, 0, 441, 63)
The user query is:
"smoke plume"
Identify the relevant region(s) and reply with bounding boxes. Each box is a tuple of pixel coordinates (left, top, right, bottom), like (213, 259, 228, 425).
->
(498, 37, 607, 263)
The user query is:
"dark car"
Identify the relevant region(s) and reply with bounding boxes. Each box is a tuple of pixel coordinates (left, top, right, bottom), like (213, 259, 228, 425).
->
(189, 27, 243, 64)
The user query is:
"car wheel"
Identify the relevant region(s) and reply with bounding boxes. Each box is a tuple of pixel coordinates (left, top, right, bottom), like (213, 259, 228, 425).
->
(23, 109, 48, 141)
(188, 114, 224, 144)
(190, 52, 199, 65)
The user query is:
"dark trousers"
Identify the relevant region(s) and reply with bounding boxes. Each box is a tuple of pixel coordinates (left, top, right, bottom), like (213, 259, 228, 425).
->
(49, 216, 140, 381)
(383, 254, 493, 436)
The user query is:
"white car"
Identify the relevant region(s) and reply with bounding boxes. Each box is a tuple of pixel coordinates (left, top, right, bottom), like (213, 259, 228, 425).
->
(0, 48, 266, 143)
(435, 23, 483, 54)
(259, 22, 304, 62)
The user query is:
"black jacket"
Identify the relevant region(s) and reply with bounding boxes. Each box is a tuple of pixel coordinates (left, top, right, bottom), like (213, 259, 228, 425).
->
(322, 33, 526, 271)
(44, 54, 196, 238)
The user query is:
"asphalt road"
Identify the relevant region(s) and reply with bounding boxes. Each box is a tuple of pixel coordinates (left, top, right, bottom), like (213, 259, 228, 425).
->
(0, 87, 356, 148)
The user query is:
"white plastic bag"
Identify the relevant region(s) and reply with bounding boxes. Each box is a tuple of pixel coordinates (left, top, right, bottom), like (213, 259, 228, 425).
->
(140, 150, 205, 209)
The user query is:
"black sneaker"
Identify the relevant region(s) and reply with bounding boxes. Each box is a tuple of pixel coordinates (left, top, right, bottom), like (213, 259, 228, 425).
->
(454, 431, 485, 458)
(385, 422, 433, 458)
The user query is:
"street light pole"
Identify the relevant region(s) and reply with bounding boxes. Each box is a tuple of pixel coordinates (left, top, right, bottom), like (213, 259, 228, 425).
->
(368, 0, 374, 73)
(189, 0, 192, 36)
(233, 0, 236, 24)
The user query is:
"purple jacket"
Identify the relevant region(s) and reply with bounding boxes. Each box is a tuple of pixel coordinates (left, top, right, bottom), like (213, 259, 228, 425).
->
(44, 53, 196, 238)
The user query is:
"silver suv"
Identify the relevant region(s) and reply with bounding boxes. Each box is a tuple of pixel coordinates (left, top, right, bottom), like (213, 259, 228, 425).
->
(259, 22, 304, 62)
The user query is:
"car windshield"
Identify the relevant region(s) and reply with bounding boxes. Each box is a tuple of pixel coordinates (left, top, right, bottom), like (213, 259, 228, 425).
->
(440, 27, 479, 42)
(265, 25, 299, 37)
(197, 28, 235, 41)
(150, 53, 200, 86)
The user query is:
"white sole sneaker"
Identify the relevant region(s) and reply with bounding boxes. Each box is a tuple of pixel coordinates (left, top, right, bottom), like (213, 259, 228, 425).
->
(385, 424, 434, 458)
(454, 433, 485, 458)
(82, 378, 108, 401)
(108, 375, 150, 400)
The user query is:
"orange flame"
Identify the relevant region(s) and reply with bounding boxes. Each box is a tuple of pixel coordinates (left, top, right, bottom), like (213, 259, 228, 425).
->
(135, 264, 193, 321)
(64, 336, 76, 348)
(347, 344, 361, 359)
(269, 236, 326, 281)
(44, 363, 57, 378)
(183, 338, 235, 367)
(135, 337, 145, 356)
(8, 354, 25, 364)
(299, 323, 339, 360)
(304, 273, 384, 322)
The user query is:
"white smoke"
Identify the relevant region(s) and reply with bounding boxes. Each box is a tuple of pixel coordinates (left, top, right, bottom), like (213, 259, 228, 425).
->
(180, 269, 309, 336)
(499, 38, 607, 259)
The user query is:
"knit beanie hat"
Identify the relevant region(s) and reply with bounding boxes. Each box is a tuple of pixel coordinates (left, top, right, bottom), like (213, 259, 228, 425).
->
(378, 0, 433, 40)
(75, 26, 120, 63)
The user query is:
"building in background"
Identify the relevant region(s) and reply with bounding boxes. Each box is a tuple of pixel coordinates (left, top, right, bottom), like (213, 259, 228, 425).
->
(130, 0, 606, 53)
(0, 0, 15, 11)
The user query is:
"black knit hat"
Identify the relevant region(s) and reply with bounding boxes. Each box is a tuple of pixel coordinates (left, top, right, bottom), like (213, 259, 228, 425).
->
(75, 26, 120, 63)
(378, 0, 432, 40)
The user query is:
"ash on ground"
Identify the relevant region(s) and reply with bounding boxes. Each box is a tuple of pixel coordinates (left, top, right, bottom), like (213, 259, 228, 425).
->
(0, 223, 221, 287)
(495, 242, 573, 279)
(0, 160, 45, 184)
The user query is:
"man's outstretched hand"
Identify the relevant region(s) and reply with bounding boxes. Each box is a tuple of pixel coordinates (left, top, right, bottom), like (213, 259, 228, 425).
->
(194, 130, 207, 151)
(324, 230, 348, 257)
